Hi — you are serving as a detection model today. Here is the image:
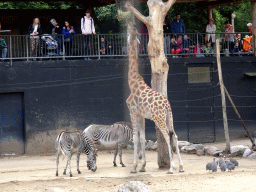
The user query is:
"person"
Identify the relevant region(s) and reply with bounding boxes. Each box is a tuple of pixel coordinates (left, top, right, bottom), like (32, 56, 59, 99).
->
(226, 25, 235, 54)
(62, 21, 76, 57)
(170, 14, 185, 36)
(49, 18, 62, 56)
(81, 9, 96, 60)
(0, 36, 7, 62)
(170, 37, 181, 58)
(0, 22, 1, 31)
(205, 41, 214, 57)
(28, 17, 42, 60)
(182, 35, 191, 57)
(206, 19, 216, 48)
(243, 35, 252, 52)
(163, 18, 171, 55)
(176, 35, 182, 55)
(193, 42, 204, 57)
(99, 36, 114, 58)
(224, 20, 230, 49)
(247, 23, 252, 36)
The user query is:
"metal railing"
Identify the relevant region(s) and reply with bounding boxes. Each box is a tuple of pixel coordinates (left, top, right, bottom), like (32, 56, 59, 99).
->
(0, 32, 254, 64)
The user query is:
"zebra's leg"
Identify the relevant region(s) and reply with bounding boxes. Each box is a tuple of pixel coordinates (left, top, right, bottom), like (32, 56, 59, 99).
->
(139, 117, 146, 172)
(68, 153, 73, 177)
(130, 114, 139, 173)
(118, 143, 125, 167)
(77, 152, 81, 174)
(56, 149, 60, 176)
(113, 146, 118, 167)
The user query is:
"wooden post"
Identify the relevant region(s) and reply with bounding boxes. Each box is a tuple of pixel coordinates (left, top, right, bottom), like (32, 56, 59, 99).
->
(223, 86, 255, 148)
(216, 39, 230, 153)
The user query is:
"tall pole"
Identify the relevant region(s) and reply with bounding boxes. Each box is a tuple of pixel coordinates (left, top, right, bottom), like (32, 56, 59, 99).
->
(216, 39, 230, 153)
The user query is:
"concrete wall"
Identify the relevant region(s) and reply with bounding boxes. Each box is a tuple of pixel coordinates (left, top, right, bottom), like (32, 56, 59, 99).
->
(0, 56, 255, 154)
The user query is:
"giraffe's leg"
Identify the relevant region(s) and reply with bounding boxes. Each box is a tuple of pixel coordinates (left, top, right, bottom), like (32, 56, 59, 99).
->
(113, 145, 118, 167)
(138, 117, 146, 172)
(172, 133, 184, 172)
(155, 119, 174, 174)
(130, 114, 139, 173)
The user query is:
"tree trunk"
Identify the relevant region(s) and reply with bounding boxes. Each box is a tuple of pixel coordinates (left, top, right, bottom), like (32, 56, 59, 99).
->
(126, 0, 176, 169)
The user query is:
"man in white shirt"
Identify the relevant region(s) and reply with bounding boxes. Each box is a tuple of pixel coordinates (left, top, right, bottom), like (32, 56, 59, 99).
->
(81, 10, 96, 60)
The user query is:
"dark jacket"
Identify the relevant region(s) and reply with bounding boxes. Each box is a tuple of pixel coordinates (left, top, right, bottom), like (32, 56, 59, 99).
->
(28, 24, 42, 36)
(170, 19, 185, 34)
(48, 23, 62, 35)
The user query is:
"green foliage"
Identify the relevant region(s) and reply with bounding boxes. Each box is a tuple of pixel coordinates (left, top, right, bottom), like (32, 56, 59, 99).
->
(94, 4, 120, 33)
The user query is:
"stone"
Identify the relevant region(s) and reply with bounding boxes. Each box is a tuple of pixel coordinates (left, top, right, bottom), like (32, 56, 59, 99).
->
(178, 141, 191, 149)
(212, 150, 224, 157)
(247, 151, 256, 159)
(231, 145, 249, 156)
(127, 144, 133, 150)
(181, 144, 204, 154)
(151, 141, 157, 150)
(118, 181, 152, 192)
(204, 146, 219, 156)
(243, 148, 252, 158)
(145, 140, 155, 150)
(196, 149, 205, 156)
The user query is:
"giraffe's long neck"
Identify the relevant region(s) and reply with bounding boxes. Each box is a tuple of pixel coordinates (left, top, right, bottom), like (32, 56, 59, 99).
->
(128, 40, 142, 89)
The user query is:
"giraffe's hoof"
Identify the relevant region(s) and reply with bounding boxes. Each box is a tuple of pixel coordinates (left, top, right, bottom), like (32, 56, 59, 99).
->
(139, 168, 146, 172)
(179, 165, 185, 172)
(122, 164, 126, 167)
(130, 170, 137, 174)
(166, 171, 173, 174)
(179, 169, 185, 172)
(78, 170, 81, 174)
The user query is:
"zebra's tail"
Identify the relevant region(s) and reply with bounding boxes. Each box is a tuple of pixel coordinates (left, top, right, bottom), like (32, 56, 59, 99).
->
(56, 131, 66, 160)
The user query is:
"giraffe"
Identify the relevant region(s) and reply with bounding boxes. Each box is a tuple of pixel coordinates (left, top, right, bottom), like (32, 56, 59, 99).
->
(126, 21, 184, 174)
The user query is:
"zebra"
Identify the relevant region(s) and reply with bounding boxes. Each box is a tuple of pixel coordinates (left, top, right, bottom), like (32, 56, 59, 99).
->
(83, 122, 133, 167)
(55, 131, 97, 177)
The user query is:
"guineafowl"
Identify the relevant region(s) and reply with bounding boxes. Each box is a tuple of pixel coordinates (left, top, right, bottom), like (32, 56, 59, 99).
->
(218, 154, 225, 167)
(206, 157, 217, 172)
(220, 162, 227, 172)
(226, 161, 235, 171)
(229, 154, 238, 167)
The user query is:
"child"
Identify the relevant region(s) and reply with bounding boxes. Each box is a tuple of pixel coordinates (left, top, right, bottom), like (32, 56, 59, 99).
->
(205, 41, 214, 57)
(193, 42, 204, 57)
(0, 36, 7, 62)
(182, 35, 190, 58)
(170, 38, 181, 58)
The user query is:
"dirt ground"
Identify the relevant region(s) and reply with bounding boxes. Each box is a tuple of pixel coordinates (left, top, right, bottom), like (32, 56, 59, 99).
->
(0, 139, 256, 192)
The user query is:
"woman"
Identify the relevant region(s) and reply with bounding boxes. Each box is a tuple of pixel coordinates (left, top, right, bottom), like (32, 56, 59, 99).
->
(226, 25, 235, 53)
(62, 21, 76, 57)
(206, 19, 216, 48)
(28, 17, 42, 60)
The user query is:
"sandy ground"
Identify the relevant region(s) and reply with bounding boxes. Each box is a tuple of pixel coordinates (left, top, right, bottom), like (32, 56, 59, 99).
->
(0, 139, 256, 192)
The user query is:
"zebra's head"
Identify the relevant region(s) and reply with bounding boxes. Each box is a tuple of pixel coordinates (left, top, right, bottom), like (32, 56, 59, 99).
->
(87, 149, 97, 172)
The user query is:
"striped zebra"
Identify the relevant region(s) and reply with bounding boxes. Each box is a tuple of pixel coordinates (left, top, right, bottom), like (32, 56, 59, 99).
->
(55, 131, 97, 177)
(83, 122, 133, 167)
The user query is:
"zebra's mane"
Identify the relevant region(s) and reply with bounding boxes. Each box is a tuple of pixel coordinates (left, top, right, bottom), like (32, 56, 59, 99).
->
(81, 132, 97, 155)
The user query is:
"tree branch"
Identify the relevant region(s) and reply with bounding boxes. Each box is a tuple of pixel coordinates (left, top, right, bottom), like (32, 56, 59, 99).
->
(125, 2, 150, 25)
(163, 0, 176, 16)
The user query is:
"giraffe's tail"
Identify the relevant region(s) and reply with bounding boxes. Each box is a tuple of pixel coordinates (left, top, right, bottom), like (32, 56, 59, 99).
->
(166, 105, 176, 152)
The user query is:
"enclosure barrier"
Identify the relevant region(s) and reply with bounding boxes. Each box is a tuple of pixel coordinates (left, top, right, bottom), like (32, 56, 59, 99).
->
(0, 32, 253, 64)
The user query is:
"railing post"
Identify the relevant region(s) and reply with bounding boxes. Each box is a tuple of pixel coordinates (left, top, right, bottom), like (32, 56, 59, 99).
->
(10, 35, 12, 66)
(62, 35, 65, 60)
(98, 34, 100, 59)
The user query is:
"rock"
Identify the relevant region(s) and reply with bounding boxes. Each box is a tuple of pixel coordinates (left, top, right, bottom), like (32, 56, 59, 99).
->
(118, 181, 152, 192)
(204, 146, 219, 156)
(151, 141, 157, 150)
(196, 149, 204, 156)
(145, 140, 155, 150)
(127, 144, 133, 150)
(247, 151, 256, 159)
(212, 150, 224, 157)
(243, 148, 252, 158)
(178, 141, 191, 149)
(231, 145, 249, 156)
(181, 144, 204, 154)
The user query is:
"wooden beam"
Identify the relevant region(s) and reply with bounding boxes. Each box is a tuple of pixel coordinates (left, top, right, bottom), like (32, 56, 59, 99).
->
(216, 39, 231, 153)
(251, 0, 256, 56)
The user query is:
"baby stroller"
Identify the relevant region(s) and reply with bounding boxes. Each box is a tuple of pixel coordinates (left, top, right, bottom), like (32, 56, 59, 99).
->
(41, 35, 58, 57)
